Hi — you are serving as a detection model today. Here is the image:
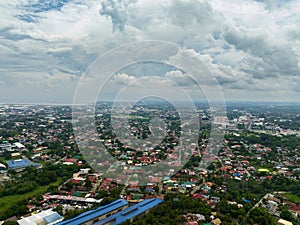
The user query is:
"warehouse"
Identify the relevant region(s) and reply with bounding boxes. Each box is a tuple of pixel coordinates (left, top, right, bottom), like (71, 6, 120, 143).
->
(56, 199, 128, 225)
(94, 198, 164, 225)
(6, 158, 41, 170)
(17, 209, 63, 225)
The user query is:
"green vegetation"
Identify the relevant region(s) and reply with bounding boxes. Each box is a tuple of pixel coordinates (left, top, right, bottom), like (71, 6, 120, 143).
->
(227, 130, 300, 150)
(279, 204, 298, 224)
(0, 164, 80, 220)
(121, 195, 213, 225)
(246, 207, 276, 225)
(283, 193, 300, 204)
(63, 208, 90, 220)
(2, 221, 19, 225)
(0, 178, 62, 220)
(0, 164, 79, 197)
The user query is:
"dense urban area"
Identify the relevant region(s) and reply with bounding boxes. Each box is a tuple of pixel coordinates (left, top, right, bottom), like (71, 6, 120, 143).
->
(0, 101, 299, 225)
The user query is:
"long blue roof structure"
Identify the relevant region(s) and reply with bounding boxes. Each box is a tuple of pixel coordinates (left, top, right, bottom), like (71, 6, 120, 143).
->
(56, 199, 128, 225)
(94, 198, 163, 225)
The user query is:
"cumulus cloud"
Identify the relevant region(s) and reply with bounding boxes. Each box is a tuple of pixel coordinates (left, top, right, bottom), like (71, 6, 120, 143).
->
(254, 0, 289, 10)
(165, 70, 196, 87)
(113, 73, 139, 85)
(223, 26, 299, 78)
(167, 0, 215, 28)
(0, 0, 299, 102)
(100, 0, 137, 31)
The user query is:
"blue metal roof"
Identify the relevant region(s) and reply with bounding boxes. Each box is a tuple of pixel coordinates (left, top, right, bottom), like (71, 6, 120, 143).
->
(242, 197, 251, 203)
(56, 199, 128, 225)
(6, 158, 40, 170)
(94, 198, 163, 225)
(44, 212, 63, 224)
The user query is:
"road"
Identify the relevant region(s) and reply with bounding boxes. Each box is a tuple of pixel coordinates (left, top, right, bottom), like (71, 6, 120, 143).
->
(245, 191, 290, 219)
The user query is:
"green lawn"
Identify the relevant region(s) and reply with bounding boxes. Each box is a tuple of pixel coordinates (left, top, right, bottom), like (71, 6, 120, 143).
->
(283, 193, 300, 204)
(0, 178, 62, 215)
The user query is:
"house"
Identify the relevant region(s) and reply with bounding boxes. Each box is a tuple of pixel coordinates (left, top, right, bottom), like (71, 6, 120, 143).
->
(13, 142, 26, 149)
(0, 163, 7, 173)
(211, 218, 222, 225)
(277, 219, 293, 225)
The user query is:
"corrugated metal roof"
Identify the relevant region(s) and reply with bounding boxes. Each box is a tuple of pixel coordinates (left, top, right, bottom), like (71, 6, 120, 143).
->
(44, 212, 63, 224)
(6, 158, 32, 169)
(18, 209, 63, 225)
(56, 199, 128, 225)
(94, 198, 163, 225)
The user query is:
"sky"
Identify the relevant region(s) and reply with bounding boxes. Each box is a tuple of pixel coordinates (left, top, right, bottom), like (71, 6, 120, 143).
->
(0, 0, 300, 104)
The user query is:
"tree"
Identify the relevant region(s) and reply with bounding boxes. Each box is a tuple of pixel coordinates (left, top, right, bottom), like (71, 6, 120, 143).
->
(95, 190, 108, 199)
(53, 205, 63, 215)
(2, 221, 19, 225)
(64, 209, 86, 220)
(280, 209, 297, 224)
(248, 207, 276, 225)
(85, 179, 92, 188)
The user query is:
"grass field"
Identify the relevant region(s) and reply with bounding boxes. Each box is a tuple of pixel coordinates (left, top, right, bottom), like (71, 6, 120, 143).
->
(283, 193, 300, 204)
(0, 178, 62, 216)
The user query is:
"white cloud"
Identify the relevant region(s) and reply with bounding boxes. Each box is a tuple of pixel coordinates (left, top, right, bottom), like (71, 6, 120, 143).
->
(113, 73, 139, 85)
(165, 70, 195, 87)
(0, 0, 299, 103)
(100, 0, 137, 31)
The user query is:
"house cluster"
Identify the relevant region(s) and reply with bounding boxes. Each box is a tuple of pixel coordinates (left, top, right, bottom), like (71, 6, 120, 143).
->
(182, 212, 223, 225)
(0, 105, 77, 168)
(214, 139, 300, 183)
(256, 193, 299, 225)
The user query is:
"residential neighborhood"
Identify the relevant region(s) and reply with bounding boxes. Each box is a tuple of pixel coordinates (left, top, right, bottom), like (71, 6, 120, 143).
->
(0, 102, 299, 225)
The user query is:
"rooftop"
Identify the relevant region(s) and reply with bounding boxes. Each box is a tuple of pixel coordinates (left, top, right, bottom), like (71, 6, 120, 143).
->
(17, 209, 63, 225)
(56, 199, 128, 225)
(6, 158, 41, 170)
(94, 198, 164, 225)
(277, 219, 293, 225)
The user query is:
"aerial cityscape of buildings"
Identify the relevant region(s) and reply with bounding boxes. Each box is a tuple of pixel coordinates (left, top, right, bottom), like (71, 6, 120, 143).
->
(1, 0, 300, 224)
(0, 102, 299, 225)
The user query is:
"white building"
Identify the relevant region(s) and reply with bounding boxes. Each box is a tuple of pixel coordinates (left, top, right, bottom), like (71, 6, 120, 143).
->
(17, 209, 63, 225)
(0, 163, 7, 173)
